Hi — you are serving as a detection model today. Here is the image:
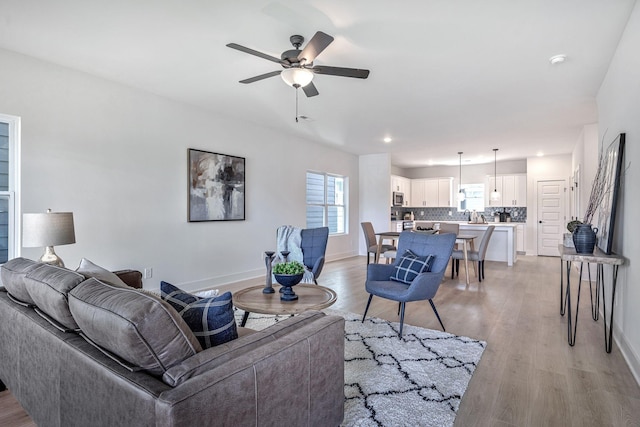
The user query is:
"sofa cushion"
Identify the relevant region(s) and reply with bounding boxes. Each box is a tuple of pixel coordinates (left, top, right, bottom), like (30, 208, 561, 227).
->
(76, 258, 130, 288)
(390, 249, 435, 284)
(68, 278, 202, 376)
(0, 257, 42, 305)
(24, 264, 86, 330)
(161, 281, 238, 349)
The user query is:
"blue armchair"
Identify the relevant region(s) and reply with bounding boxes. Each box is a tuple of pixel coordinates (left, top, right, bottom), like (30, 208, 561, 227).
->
(300, 227, 329, 284)
(362, 231, 457, 337)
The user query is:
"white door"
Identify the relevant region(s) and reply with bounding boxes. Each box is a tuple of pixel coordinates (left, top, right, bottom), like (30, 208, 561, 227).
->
(537, 180, 565, 256)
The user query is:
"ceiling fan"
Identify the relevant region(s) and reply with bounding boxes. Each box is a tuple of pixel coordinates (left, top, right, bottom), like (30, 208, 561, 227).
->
(226, 31, 370, 97)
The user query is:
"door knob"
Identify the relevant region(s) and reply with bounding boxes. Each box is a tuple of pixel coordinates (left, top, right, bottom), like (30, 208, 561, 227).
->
(539, 220, 543, 223)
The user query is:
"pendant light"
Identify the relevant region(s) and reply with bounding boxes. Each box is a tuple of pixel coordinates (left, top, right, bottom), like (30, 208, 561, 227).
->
(457, 152, 465, 202)
(490, 148, 501, 202)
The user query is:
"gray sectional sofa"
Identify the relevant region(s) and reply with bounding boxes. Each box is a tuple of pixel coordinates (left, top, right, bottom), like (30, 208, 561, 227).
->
(0, 258, 345, 426)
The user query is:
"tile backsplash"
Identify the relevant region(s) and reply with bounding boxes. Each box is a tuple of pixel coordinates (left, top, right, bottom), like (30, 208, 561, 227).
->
(391, 206, 527, 223)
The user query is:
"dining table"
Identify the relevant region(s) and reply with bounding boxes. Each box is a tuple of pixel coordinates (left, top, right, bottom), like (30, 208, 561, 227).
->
(374, 231, 400, 263)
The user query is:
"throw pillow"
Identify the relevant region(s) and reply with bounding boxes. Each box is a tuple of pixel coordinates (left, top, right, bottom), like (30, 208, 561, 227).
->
(390, 249, 435, 284)
(161, 281, 238, 349)
(76, 258, 130, 288)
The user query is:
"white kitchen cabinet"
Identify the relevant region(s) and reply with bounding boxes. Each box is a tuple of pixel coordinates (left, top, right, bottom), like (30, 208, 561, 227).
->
(411, 178, 453, 207)
(438, 178, 453, 207)
(486, 174, 526, 207)
(502, 175, 527, 206)
(390, 175, 411, 206)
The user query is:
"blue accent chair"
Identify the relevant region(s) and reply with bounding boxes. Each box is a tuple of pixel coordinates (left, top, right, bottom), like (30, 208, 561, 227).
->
(301, 227, 329, 284)
(362, 231, 457, 337)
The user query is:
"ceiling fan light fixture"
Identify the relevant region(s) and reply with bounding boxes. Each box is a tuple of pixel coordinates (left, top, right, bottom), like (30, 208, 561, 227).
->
(281, 68, 314, 88)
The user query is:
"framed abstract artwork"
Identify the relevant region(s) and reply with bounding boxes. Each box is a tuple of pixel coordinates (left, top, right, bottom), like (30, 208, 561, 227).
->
(188, 149, 245, 221)
(596, 133, 625, 254)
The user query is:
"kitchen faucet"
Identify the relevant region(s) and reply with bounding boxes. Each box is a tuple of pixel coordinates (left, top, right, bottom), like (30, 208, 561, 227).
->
(463, 209, 470, 221)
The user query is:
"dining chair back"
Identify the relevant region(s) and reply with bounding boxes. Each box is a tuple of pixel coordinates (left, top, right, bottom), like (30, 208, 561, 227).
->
(361, 222, 396, 264)
(438, 222, 459, 235)
(451, 225, 495, 282)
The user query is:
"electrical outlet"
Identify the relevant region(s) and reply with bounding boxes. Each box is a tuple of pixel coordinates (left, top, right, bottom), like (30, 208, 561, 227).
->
(448, 210, 452, 216)
(420, 211, 424, 216)
(144, 268, 153, 279)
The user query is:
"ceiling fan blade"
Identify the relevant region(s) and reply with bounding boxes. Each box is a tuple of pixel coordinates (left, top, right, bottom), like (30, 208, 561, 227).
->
(302, 81, 319, 97)
(312, 65, 370, 79)
(239, 70, 282, 84)
(226, 43, 282, 64)
(297, 31, 334, 65)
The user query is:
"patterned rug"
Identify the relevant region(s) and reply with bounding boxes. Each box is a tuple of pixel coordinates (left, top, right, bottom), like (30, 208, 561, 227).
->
(235, 309, 486, 427)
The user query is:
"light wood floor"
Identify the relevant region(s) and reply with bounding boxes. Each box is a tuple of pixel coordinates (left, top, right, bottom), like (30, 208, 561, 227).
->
(2, 255, 640, 426)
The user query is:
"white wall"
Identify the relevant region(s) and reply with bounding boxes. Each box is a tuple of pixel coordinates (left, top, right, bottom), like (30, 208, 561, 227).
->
(596, 0, 640, 383)
(0, 48, 360, 292)
(359, 154, 391, 254)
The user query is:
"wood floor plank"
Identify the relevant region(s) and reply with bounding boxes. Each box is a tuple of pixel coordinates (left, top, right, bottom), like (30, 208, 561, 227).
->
(2, 254, 640, 426)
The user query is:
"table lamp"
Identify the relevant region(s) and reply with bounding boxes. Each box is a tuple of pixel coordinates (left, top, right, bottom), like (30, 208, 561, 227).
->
(22, 209, 76, 267)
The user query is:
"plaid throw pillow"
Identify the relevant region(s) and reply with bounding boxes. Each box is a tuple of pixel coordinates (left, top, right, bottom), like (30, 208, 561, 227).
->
(390, 249, 435, 284)
(161, 281, 238, 349)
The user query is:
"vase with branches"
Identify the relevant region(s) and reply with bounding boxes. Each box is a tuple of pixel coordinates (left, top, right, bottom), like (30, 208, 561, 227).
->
(573, 144, 609, 253)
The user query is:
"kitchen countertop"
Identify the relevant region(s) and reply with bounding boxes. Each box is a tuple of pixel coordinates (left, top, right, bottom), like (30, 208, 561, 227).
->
(416, 220, 520, 228)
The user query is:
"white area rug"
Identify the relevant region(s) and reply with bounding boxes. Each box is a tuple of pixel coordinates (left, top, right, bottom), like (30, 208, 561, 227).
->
(235, 309, 486, 427)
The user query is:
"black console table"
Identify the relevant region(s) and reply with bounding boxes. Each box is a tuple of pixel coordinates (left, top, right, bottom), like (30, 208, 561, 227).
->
(558, 244, 624, 353)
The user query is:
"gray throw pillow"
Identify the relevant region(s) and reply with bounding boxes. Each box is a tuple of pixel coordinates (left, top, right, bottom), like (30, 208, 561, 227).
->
(76, 258, 130, 288)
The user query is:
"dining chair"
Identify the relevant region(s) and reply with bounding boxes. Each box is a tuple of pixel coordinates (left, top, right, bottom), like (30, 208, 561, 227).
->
(362, 231, 457, 337)
(437, 222, 459, 235)
(451, 226, 495, 282)
(361, 222, 396, 264)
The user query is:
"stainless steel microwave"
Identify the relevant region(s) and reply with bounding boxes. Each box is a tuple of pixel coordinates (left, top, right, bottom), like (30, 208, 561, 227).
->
(392, 192, 404, 206)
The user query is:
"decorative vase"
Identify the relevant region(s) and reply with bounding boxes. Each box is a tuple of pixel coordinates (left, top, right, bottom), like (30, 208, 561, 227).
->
(572, 224, 598, 254)
(274, 273, 303, 301)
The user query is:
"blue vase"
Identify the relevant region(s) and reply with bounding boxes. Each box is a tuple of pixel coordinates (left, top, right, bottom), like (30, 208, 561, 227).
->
(573, 224, 598, 254)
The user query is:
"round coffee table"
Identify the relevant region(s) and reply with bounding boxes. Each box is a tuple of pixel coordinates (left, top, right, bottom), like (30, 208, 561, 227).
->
(234, 284, 337, 327)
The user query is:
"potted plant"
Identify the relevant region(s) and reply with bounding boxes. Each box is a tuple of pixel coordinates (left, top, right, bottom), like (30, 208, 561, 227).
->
(272, 261, 305, 301)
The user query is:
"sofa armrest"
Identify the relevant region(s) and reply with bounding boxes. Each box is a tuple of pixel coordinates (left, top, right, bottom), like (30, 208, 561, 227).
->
(113, 269, 143, 289)
(156, 312, 345, 427)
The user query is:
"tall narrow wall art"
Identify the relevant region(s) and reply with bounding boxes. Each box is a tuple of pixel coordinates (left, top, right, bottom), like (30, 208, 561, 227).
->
(188, 149, 245, 221)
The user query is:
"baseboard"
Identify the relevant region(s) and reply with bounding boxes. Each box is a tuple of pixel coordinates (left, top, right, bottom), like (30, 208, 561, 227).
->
(613, 321, 640, 387)
(162, 251, 360, 294)
(165, 268, 266, 294)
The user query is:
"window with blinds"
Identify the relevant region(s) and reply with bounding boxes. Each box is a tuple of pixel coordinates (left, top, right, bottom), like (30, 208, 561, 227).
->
(306, 171, 347, 235)
(0, 116, 18, 264)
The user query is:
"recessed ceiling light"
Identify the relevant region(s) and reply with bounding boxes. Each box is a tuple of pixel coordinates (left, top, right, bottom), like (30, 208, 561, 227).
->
(537, 151, 544, 157)
(549, 54, 566, 65)
(383, 137, 392, 143)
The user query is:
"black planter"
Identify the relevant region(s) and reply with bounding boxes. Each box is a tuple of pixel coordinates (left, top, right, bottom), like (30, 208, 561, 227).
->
(573, 224, 598, 254)
(274, 273, 303, 301)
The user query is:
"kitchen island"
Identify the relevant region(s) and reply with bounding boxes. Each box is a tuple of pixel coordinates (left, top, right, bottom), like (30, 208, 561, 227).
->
(415, 221, 520, 266)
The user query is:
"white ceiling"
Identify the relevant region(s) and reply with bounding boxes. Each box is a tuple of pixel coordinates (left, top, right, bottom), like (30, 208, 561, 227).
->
(0, 0, 635, 167)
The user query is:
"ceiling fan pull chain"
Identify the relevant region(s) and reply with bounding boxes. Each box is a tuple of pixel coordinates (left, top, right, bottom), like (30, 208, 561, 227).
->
(295, 86, 299, 122)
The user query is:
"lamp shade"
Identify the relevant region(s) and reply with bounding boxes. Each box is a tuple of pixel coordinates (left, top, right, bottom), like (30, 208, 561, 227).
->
(23, 211, 76, 248)
(281, 68, 314, 87)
